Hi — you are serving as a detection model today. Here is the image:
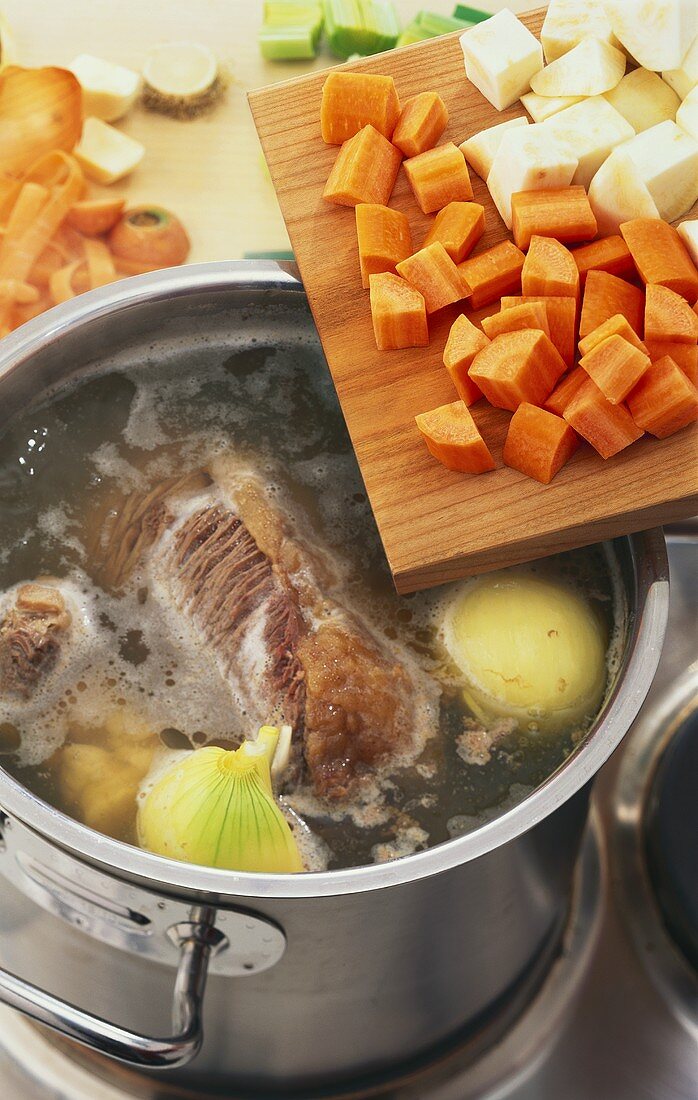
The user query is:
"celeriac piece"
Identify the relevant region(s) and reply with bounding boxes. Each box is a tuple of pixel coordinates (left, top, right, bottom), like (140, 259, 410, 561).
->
(620, 120, 698, 222)
(676, 85, 698, 142)
(677, 220, 698, 267)
(603, 0, 697, 73)
(663, 35, 698, 99)
(68, 54, 140, 122)
(459, 116, 528, 181)
(530, 37, 626, 98)
(588, 147, 660, 236)
(544, 95, 633, 190)
(541, 0, 618, 63)
(520, 91, 583, 123)
(73, 118, 145, 184)
(143, 42, 220, 119)
(604, 68, 680, 132)
(459, 9, 543, 112)
(487, 123, 578, 229)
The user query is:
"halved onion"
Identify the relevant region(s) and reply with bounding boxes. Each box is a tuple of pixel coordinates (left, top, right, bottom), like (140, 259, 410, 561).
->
(0, 67, 83, 176)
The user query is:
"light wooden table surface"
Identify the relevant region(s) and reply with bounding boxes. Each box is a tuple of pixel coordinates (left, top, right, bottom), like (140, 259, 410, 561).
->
(2, 0, 530, 261)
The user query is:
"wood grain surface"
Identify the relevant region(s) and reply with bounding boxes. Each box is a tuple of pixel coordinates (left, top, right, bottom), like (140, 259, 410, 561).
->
(250, 7, 698, 593)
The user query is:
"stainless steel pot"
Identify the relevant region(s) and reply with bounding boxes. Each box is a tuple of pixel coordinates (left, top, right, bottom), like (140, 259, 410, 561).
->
(0, 263, 669, 1096)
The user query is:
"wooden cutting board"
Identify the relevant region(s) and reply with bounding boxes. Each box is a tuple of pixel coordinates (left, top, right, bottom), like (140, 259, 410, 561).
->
(249, 7, 698, 594)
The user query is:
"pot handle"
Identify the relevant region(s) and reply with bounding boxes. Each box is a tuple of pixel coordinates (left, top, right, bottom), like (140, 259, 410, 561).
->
(0, 905, 217, 1069)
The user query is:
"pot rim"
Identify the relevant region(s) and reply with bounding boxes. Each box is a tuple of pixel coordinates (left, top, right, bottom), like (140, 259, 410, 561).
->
(0, 261, 670, 900)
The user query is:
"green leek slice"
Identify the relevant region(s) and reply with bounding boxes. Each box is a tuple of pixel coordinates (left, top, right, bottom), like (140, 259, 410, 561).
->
(397, 11, 474, 47)
(452, 4, 490, 24)
(259, 2, 324, 61)
(324, 0, 400, 59)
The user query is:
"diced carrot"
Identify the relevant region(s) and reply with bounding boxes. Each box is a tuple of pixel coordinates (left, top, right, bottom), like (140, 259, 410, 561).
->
(423, 201, 485, 264)
(501, 295, 577, 366)
(396, 242, 466, 313)
(369, 272, 428, 350)
(620, 218, 698, 303)
(578, 270, 644, 339)
(458, 240, 524, 309)
(644, 283, 698, 345)
(521, 235, 579, 300)
(355, 204, 412, 289)
(563, 377, 643, 458)
(645, 339, 698, 387)
(510, 186, 597, 251)
(571, 236, 634, 287)
(481, 301, 549, 340)
(503, 402, 579, 484)
(321, 72, 401, 144)
(416, 400, 495, 473)
(544, 365, 588, 416)
(403, 143, 473, 215)
(67, 198, 125, 237)
(578, 313, 648, 358)
(442, 314, 487, 405)
(391, 92, 448, 158)
(579, 334, 651, 404)
(469, 329, 566, 412)
(323, 126, 402, 207)
(626, 355, 698, 439)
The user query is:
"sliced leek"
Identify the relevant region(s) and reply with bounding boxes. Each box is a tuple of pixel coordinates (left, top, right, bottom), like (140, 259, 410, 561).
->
(324, 0, 400, 60)
(260, 2, 324, 60)
(396, 11, 475, 48)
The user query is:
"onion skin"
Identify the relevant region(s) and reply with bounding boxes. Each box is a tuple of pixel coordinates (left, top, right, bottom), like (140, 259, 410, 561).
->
(67, 198, 125, 237)
(108, 206, 190, 269)
(0, 67, 83, 176)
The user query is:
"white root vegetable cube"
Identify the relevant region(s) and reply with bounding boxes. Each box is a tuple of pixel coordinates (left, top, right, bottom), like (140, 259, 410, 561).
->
(663, 35, 698, 99)
(74, 118, 145, 184)
(460, 9, 543, 112)
(487, 124, 578, 229)
(621, 119, 698, 222)
(588, 147, 660, 235)
(603, 0, 697, 72)
(520, 91, 583, 122)
(459, 117, 529, 181)
(541, 0, 618, 63)
(69, 54, 141, 122)
(676, 85, 698, 142)
(543, 96, 634, 190)
(530, 37, 626, 97)
(604, 69, 680, 132)
(677, 220, 698, 266)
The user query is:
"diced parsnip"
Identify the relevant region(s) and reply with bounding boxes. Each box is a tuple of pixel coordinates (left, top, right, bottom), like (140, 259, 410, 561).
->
(644, 283, 698, 344)
(522, 236, 580, 300)
(481, 301, 550, 340)
(469, 329, 566, 411)
(320, 72, 401, 144)
(621, 218, 698, 302)
(579, 270, 644, 338)
(511, 186, 597, 251)
(415, 401, 495, 473)
(355, 204, 412, 288)
(396, 242, 466, 314)
(543, 96, 634, 190)
(369, 272, 428, 350)
(529, 38, 626, 98)
(459, 9, 543, 112)
(323, 126, 402, 207)
(579, 334, 651, 403)
(68, 54, 140, 122)
(541, 0, 618, 63)
(442, 315, 487, 405)
(73, 118, 144, 184)
(544, 365, 589, 415)
(676, 86, 698, 142)
(502, 295, 577, 366)
(503, 402, 579, 484)
(618, 120, 698, 222)
(604, 69, 680, 133)
(663, 35, 698, 99)
(520, 92, 583, 123)
(403, 143, 473, 215)
(588, 147, 660, 236)
(677, 220, 698, 267)
(602, 0, 697, 73)
(459, 117, 528, 182)
(487, 124, 578, 229)
(423, 202, 485, 264)
(578, 314, 648, 357)
(391, 92, 448, 158)
(626, 356, 698, 439)
(571, 236, 634, 286)
(458, 240, 525, 309)
(563, 376, 643, 458)
(645, 340, 698, 385)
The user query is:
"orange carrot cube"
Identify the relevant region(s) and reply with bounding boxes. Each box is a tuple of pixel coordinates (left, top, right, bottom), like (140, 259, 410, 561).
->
(645, 339, 698, 386)
(396, 241, 466, 313)
(521, 235, 580, 300)
(423, 201, 485, 264)
(403, 143, 473, 215)
(503, 402, 579, 483)
(644, 283, 698, 345)
(391, 91, 448, 158)
(626, 355, 698, 438)
(620, 218, 698, 303)
(416, 400, 495, 473)
(458, 240, 525, 309)
(323, 126, 402, 207)
(501, 295, 577, 366)
(579, 334, 651, 404)
(442, 314, 487, 405)
(481, 301, 550, 340)
(469, 329, 566, 412)
(578, 270, 644, 339)
(544, 365, 588, 416)
(571, 235, 634, 287)
(369, 272, 428, 350)
(321, 72, 401, 144)
(578, 313, 648, 358)
(510, 186, 597, 251)
(564, 377, 643, 458)
(355, 204, 412, 289)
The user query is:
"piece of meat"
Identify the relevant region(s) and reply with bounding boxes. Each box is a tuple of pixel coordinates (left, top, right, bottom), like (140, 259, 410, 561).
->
(0, 584, 72, 698)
